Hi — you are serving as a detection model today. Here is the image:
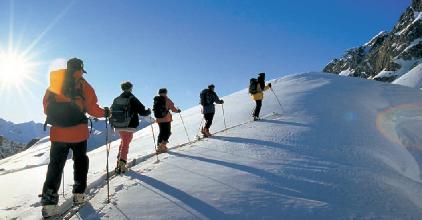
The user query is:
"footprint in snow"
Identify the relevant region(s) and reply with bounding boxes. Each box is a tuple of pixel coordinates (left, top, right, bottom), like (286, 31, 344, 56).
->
(114, 184, 124, 192)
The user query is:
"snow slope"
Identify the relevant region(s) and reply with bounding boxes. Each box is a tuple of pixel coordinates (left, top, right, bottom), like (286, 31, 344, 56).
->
(393, 63, 422, 89)
(2, 73, 422, 219)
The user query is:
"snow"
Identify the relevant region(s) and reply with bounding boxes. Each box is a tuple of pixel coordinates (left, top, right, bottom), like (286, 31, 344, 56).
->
(374, 58, 422, 80)
(403, 38, 422, 52)
(2, 73, 422, 219)
(393, 63, 422, 89)
(0, 119, 48, 144)
(339, 69, 352, 76)
(363, 31, 387, 48)
(414, 12, 422, 23)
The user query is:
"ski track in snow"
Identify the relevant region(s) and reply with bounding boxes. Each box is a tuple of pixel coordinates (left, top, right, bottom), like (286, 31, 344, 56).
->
(1, 73, 422, 219)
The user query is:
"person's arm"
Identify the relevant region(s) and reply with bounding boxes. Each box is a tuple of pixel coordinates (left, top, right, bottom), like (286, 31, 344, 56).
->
(167, 98, 180, 112)
(263, 83, 272, 91)
(82, 81, 106, 118)
(213, 93, 224, 104)
(132, 97, 151, 116)
(42, 90, 50, 114)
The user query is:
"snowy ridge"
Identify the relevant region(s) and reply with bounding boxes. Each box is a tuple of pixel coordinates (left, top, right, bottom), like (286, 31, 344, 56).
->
(2, 73, 422, 219)
(0, 119, 48, 144)
(393, 63, 422, 89)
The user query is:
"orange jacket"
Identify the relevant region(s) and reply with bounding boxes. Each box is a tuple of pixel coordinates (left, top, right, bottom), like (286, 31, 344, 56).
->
(43, 77, 105, 143)
(156, 97, 178, 124)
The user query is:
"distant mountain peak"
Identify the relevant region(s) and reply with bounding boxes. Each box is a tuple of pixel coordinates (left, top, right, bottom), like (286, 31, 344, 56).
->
(324, 1, 422, 82)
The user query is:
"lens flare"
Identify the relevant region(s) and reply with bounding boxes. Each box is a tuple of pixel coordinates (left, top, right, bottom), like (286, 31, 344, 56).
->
(376, 104, 422, 151)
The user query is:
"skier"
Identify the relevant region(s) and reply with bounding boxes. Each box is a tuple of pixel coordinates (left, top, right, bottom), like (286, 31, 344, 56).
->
(249, 72, 272, 121)
(40, 58, 110, 218)
(200, 84, 224, 137)
(110, 81, 151, 174)
(153, 88, 181, 154)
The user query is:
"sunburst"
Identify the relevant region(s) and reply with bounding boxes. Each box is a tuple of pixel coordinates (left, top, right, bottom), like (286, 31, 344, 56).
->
(0, 0, 75, 96)
(0, 49, 39, 92)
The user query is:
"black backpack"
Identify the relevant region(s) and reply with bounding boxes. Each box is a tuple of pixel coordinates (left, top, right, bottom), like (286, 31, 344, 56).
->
(249, 78, 259, 94)
(45, 70, 88, 128)
(110, 96, 133, 128)
(153, 96, 169, 118)
(200, 89, 214, 106)
(45, 95, 88, 127)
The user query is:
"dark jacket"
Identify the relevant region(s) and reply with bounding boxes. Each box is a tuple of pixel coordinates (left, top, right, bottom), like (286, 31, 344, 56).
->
(120, 91, 150, 128)
(200, 89, 223, 114)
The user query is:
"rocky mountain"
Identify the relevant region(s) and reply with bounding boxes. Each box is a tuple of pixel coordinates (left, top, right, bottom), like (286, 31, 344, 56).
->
(0, 116, 153, 159)
(0, 136, 27, 159)
(324, 0, 422, 82)
(0, 118, 49, 145)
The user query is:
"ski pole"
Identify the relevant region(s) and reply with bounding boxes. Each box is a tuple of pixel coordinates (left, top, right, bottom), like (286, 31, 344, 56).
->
(179, 113, 191, 143)
(62, 171, 65, 197)
(197, 117, 204, 138)
(150, 117, 159, 163)
(105, 118, 110, 204)
(270, 87, 284, 112)
(221, 104, 227, 130)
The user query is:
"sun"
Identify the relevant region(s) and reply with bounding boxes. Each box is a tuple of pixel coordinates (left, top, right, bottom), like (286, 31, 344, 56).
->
(0, 50, 37, 90)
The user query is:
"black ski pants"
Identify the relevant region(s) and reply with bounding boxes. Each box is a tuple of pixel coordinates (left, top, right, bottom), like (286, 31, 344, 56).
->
(41, 141, 89, 205)
(158, 122, 172, 144)
(204, 112, 215, 129)
(253, 100, 263, 117)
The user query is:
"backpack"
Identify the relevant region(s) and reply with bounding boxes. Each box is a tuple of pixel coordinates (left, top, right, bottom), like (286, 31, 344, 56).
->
(110, 96, 133, 128)
(249, 78, 259, 94)
(200, 89, 213, 106)
(45, 69, 88, 128)
(153, 96, 169, 118)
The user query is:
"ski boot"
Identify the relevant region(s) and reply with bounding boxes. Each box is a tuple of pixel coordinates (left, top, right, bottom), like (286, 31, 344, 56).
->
(73, 193, 86, 205)
(156, 142, 168, 154)
(201, 127, 209, 138)
(204, 128, 212, 137)
(115, 159, 127, 174)
(253, 116, 260, 121)
(41, 205, 58, 219)
(40, 189, 59, 218)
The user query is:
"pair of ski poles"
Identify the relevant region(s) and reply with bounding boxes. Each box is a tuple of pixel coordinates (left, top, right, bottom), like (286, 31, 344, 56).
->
(149, 113, 190, 161)
(196, 103, 228, 136)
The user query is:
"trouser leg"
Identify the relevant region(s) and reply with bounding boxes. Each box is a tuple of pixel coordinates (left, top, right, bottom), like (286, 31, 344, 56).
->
(164, 122, 172, 142)
(204, 113, 215, 129)
(118, 131, 133, 162)
(41, 142, 70, 205)
(70, 141, 89, 194)
(158, 123, 164, 144)
(253, 100, 263, 117)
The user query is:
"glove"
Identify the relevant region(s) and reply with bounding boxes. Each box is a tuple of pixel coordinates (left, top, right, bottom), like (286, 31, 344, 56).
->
(177, 109, 182, 113)
(104, 107, 111, 118)
(146, 108, 152, 116)
(220, 100, 224, 104)
(268, 83, 272, 88)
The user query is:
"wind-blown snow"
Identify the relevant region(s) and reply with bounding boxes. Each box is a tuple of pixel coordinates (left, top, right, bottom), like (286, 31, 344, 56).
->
(393, 63, 422, 89)
(1, 73, 422, 219)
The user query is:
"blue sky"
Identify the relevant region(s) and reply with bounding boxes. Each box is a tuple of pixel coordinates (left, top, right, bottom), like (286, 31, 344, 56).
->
(0, 0, 411, 123)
